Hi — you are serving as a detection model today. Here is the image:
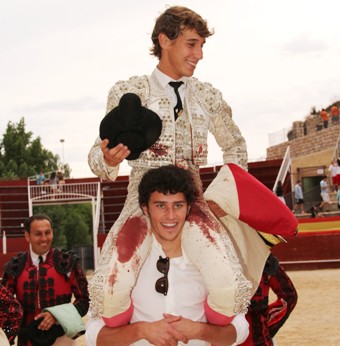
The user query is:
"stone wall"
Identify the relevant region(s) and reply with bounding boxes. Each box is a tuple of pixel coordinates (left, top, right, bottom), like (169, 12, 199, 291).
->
(267, 125, 340, 161)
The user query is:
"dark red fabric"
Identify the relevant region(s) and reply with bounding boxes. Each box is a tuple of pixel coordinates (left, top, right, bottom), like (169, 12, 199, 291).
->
(2, 249, 89, 346)
(227, 163, 298, 237)
(240, 256, 297, 345)
(0, 283, 23, 344)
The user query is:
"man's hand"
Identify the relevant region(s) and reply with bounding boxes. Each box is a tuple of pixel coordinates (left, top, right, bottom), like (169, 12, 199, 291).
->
(164, 313, 197, 340)
(142, 315, 188, 346)
(34, 311, 57, 331)
(165, 313, 240, 346)
(100, 140, 131, 167)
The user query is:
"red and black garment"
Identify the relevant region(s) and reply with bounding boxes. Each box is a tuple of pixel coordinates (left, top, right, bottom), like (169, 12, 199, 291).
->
(2, 248, 89, 346)
(0, 283, 23, 345)
(241, 254, 298, 346)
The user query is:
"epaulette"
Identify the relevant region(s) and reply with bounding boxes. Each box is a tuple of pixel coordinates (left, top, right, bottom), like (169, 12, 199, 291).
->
(189, 77, 224, 114)
(4, 252, 28, 278)
(111, 75, 150, 107)
(53, 248, 79, 275)
(263, 253, 279, 276)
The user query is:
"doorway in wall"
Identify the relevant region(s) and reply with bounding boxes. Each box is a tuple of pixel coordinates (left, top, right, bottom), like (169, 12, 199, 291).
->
(302, 176, 323, 211)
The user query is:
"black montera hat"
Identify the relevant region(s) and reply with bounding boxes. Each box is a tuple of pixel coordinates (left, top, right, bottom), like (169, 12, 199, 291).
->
(18, 318, 65, 346)
(99, 93, 162, 160)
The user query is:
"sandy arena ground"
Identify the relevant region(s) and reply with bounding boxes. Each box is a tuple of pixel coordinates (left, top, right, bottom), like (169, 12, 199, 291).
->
(62, 268, 340, 345)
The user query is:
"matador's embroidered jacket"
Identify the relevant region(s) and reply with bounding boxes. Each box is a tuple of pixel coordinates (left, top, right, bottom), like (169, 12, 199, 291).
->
(2, 248, 89, 346)
(89, 70, 248, 180)
(0, 283, 23, 345)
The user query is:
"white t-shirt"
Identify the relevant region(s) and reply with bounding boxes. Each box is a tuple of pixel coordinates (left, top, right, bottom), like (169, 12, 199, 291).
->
(329, 164, 338, 177)
(86, 239, 247, 345)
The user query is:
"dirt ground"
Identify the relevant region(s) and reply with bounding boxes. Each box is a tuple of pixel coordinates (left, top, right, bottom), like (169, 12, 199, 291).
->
(74, 268, 340, 346)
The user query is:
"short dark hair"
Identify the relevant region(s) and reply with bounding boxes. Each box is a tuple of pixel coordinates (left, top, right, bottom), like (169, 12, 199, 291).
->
(24, 214, 53, 233)
(138, 165, 196, 206)
(150, 6, 214, 59)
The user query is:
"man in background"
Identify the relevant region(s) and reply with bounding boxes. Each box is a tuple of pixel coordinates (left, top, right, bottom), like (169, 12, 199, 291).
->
(2, 214, 89, 346)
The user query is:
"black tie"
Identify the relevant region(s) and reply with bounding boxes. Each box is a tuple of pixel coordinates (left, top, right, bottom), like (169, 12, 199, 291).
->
(169, 81, 184, 120)
(39, 255, 43, 264)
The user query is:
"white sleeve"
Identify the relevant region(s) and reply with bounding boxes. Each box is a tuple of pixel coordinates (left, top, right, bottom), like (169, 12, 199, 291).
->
(230, 313, 249, 345)
(85, 315, 105, 346)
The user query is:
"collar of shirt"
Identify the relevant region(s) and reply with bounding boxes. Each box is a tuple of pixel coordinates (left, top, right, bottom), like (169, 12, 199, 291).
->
(154, 68, 187, 107)
(30, 247, 49, 267)
(151, 234, 191, 268)
(154, 67, 187, 88)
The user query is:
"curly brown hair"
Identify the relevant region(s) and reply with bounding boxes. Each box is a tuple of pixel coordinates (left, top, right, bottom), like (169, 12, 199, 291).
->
(150, 6, 214, 59)
(138, 165, 196, 207)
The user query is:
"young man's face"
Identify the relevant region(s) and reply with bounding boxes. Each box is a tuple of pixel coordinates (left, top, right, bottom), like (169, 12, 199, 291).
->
(25, 219, 53, 255)
(158, 29, 205, 80)
(142, 191, 190, 250)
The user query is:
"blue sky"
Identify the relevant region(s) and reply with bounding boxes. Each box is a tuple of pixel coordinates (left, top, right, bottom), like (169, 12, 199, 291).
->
(1, 0, 339, 177)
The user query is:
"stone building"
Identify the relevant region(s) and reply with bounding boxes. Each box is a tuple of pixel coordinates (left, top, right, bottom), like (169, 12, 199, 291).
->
(267, 101, 340, 211)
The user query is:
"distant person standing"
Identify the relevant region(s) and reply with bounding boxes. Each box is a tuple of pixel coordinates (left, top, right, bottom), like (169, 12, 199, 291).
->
(320, 108, 329, 129)
(35, 169, 46, 195)
(35, 169, 45, 185)
(335, 158, 340, 187)
(56, 171, 65, 192)
(49, 171, 59, 194)
(328, 160, 338, 189)
(331, 105, 339, 125)
(319, 176, 330, 212)
(275, 180, 286, 204)
(336, 186, 340, 209)
(293, 180, 305, 214)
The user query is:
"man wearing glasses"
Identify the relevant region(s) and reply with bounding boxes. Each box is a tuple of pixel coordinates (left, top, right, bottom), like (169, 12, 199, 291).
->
(86, 165, 249, 345)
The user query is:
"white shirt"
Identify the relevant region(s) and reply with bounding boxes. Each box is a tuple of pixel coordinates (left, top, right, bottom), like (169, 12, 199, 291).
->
(153, 67, 187, 108)
(320, 180, 329, 193)
(86, 239, 248, 345)
(29, 247, 48, 267)
(329, 164, 338, 177)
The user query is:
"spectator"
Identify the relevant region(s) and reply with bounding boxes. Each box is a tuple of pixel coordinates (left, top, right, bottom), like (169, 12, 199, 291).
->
(35, 169, 46, 195)
(335, 158, 340, 187)
(320, 108, 329, 129)
(275, 180, 286, 204)
(49, 171, 59, 194)
(35, 169, 45, 185)
(328, 160, 338, 190)
(2, 214, 89, 346)
(293, 180, 305, 214)
(319, 175, 330, 212)
(56, 171, 65, 192)
(331, 104, 339, 125)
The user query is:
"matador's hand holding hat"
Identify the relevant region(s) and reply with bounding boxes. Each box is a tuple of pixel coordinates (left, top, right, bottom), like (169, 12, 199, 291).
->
(100, 93, 162, 160)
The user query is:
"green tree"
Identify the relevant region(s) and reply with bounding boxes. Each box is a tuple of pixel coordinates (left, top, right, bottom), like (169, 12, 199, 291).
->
(34, 204, 93, 249)
(0, 117, 71, 180)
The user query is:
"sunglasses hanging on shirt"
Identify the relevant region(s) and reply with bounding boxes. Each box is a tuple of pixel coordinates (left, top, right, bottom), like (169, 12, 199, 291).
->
(155, 256, 170, 296)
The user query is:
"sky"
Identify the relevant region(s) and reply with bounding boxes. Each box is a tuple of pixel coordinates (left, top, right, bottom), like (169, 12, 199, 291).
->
(1, 0, 340, 178)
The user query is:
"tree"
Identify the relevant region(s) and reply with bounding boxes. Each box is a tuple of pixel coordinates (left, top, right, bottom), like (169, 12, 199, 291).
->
(0, 117, 71, 180)
(34, 204, 93, 249)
